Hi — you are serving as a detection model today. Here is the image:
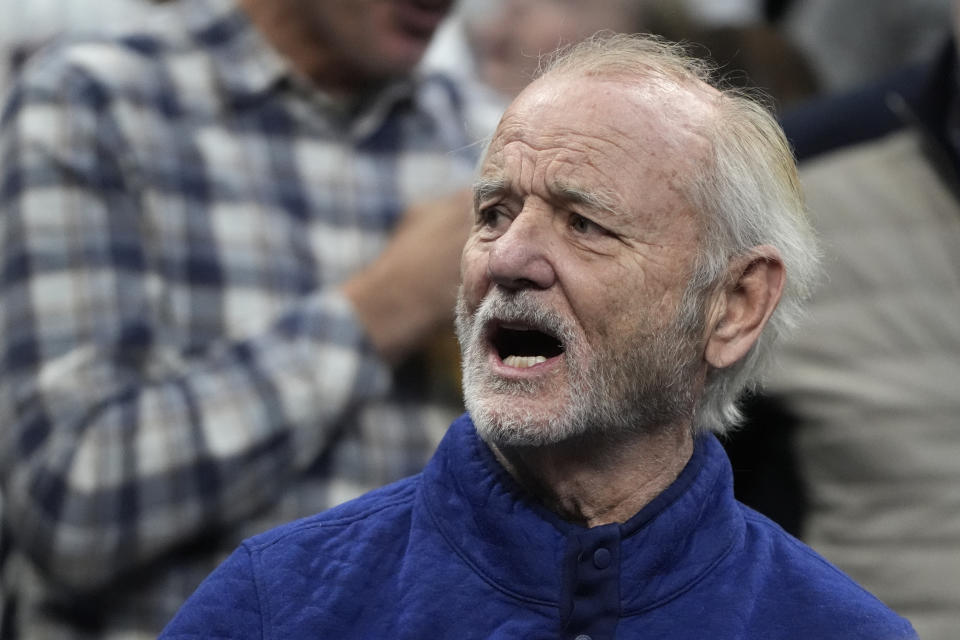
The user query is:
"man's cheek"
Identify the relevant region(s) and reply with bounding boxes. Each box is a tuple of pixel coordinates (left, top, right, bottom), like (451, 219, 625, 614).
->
(460, 254, 490, 306)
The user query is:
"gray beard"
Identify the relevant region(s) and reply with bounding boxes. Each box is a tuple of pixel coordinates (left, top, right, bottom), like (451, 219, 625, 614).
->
(454, 287, 702, 448)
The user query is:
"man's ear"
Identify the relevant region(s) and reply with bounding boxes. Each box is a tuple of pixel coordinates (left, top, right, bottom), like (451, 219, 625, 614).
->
(704, 246, 785, 369)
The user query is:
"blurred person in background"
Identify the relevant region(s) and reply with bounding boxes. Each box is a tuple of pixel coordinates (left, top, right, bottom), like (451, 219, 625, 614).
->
(0, 0, 478, 637)
(781, 0, 952, 93)
(423, 0, 818, 139)
(671, 0, 952, 95)
(0, 0, 157, 91)
(422, 0, 651, 139)
(643, 2, 819, 114)
(463, 0, 645, 100)
(746, 1, 960, 636)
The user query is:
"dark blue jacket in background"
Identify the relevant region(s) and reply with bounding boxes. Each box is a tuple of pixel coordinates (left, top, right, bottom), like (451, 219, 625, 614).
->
(782, 39, 957, 169)
(160, 414, 917, 639)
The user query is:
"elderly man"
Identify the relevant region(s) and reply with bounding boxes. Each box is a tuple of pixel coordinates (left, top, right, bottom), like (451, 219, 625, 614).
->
(159, 34, 916, 639)
(0, 0, 476, 637)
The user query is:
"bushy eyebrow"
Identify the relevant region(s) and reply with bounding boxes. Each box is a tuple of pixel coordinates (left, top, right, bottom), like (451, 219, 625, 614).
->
(552, 181, 620, 216)
(472, 176, 507, 210)
(472, 175, 621, 216)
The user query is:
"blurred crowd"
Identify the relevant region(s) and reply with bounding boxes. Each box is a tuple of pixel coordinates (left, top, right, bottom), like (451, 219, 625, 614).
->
(0, 0, 957, 638)
(1, 0, 952, 102)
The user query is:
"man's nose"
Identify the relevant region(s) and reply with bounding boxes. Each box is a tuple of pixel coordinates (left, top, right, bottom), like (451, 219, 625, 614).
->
(486, 209, 557, 290)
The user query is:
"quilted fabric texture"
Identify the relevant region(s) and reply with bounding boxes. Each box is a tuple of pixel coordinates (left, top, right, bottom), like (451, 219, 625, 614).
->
(160, 415, 917, 639)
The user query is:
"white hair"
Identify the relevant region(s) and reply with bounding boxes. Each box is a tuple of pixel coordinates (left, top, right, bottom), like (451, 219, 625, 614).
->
(537, 33, 821, 435)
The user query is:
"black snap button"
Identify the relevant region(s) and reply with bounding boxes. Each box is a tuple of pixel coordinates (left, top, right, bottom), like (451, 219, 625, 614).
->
(593, 547, 611, 569)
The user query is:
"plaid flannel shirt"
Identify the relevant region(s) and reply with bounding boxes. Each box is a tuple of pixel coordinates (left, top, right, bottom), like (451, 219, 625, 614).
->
(0, 0, 478, 637)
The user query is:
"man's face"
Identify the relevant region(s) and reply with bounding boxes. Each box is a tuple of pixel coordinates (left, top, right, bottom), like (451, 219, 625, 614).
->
(466, 0, 639, 97)
(456, 74, 712, 446)
(302, 0, 453, 83)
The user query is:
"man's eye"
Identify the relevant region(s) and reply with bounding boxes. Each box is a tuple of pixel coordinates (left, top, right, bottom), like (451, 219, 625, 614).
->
(478, 207, 508, 228)
(569, 213, 604, 235)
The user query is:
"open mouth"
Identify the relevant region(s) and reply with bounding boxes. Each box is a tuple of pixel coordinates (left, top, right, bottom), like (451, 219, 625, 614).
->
(489, 322, 564, 369)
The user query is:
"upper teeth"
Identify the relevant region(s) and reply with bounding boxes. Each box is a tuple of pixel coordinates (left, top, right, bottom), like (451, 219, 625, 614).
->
(503, 355, 547, 368)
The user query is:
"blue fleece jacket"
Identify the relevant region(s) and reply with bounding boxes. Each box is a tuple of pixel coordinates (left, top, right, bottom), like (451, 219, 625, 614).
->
(160, 414, 917, 639)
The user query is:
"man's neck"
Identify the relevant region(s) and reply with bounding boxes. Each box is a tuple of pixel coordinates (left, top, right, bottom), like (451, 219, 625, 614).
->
(490, 425, 695, 528)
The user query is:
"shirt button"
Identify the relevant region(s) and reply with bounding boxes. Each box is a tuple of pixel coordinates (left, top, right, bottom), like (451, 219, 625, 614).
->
(593, 547, 611, 569)
(574, 635, 592, 640)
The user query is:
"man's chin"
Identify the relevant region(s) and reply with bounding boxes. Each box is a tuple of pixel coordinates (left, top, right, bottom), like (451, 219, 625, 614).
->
(466, 396, 582, 448)
(474, 419, 575, 449)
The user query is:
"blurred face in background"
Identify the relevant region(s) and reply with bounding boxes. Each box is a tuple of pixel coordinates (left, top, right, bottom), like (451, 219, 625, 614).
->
(465, 0, 640, 97)
(298, 0, 454, 86)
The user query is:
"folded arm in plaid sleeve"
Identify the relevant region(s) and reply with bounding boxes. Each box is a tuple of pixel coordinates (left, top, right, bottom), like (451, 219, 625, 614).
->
(0, 0, 478, 636)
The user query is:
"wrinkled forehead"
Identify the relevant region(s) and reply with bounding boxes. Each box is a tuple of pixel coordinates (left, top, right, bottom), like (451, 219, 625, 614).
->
(487, 74, 713, 160)
(480, 73, 716, 196)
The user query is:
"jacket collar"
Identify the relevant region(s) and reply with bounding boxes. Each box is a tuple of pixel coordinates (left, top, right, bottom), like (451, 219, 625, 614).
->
(419, 415, 744, 612)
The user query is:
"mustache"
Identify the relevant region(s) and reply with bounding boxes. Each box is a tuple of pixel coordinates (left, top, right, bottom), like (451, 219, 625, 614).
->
(456, 288, 577, 348)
